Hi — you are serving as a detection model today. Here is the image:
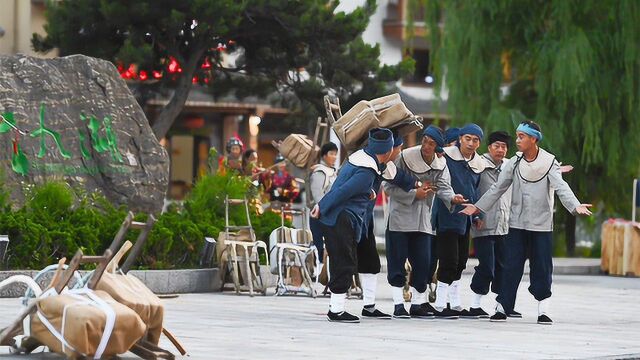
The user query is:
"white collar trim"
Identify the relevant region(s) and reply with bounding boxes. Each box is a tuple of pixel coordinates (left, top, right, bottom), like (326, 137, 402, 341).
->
(348, 149, 381, 175)
(443, 146, 487, 174)
(312, 163, 336, 176)
(516, 147, 556, 182)
(401, 146, 446, 173)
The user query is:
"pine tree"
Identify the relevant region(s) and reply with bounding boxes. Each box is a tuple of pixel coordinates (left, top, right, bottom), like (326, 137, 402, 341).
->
(33, 0, 412, 139)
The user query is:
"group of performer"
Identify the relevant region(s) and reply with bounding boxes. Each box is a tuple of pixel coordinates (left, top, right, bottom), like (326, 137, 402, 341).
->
(218, 137, 300, 204)
(309, 121, 592, 325)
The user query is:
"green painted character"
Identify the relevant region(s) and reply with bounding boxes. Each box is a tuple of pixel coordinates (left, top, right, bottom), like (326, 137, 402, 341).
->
(1, 112, 30, 176)
(80, 113, 122, 162)
(30, 103, 72, 159)
(102, 116, 123, 163)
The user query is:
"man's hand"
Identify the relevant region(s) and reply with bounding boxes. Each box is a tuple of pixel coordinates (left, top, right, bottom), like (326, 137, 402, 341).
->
(310, 204, 320, 218)
(474, 219, 484, 230)
(369, 189, 377, 200)
(415, 186, 433, 200)
(452, 194, 468, 205)
(459, 203, 480, 216)
(575, 204, 593, 216)
(560, 164, 574, 173)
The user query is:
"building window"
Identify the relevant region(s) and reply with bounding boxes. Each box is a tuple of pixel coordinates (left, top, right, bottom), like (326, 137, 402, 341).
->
(403, 49, 434, 86)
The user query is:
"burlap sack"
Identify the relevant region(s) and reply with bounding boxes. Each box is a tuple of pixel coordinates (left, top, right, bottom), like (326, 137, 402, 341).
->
(279, 134, 319, 168)
(96, 272, 164, 344)
(377, 102, 414, 128)
(332, 100, 379, 149)
(269, 227, 293, 274)
(31, 290, 145, 359)
(216, 229, 254, 264)
(292, 229, 313, 246)
(370, 93, 402, 112)
(390, 116, 424, 137)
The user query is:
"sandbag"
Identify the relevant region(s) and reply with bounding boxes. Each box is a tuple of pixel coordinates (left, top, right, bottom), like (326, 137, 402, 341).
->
(377, 102, 414, 128)
(31, 289, 145, 359)
(279, 134, 319, 168)
(370, 93, 402, 112)
(390, 116, 424, 137)
(216, 229, 254, 264)
(269, 227, 293, 274)
(95, 272, 164, 344)
(332, 100, 379, 150)
(332, 94, 422, 150)
(291, 229, 313, 246)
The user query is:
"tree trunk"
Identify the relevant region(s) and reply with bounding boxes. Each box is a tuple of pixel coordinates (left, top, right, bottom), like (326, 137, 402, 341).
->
(565, 212, 576, 256)
(151, 47, 207, 139)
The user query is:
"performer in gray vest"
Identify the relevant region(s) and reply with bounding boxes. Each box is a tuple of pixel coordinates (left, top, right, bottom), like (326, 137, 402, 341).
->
(464, 131, 517, 318)
(308, 142, 339, 261)
(460, 120, 592, 325)
(384, 125, 465, 319)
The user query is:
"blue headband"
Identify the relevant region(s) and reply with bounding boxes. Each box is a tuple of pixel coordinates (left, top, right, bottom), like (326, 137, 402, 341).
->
(516, 123, 543, 141)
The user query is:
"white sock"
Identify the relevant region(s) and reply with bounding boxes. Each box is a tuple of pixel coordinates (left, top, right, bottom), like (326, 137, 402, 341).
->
(472, 292, 483, 308)
(410, 287, 427, 305)
(392, 286, 405, 305)
(329, 293, 346, 313)
(495, 301, 505, 315)
(359, 273, 377, 307)
(538, 298, 550, 316)
(449, 280, 462, 309)
(435, 281, 449, 310)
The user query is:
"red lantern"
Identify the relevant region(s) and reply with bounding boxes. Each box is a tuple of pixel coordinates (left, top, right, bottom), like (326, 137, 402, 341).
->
(168, 57, 182, 73)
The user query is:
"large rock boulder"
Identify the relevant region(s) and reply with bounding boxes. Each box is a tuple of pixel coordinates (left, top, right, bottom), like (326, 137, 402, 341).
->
(0, 54, 169, 213)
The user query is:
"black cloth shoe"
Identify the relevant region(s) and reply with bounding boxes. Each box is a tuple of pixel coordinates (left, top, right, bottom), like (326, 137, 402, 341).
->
(393, 304, 411, 319)
(468, 307, 490, 318)
(434, 307, 459, 319)
(537, 314, 553, 325)
(410, 304, 435, 319)
(423, 302, 437, 315)
(327, 311, 360, 323)
(507, 310, 523, 318)
(459, 309, 480, 319)
(490, 312, 507, 322)
(362, 307, 392, 319)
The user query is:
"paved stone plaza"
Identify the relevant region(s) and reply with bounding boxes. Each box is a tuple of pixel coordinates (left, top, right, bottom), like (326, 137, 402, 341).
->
(1, 273, 639, 359)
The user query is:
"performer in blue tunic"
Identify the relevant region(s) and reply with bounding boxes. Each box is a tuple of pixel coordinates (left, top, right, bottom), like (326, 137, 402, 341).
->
(311, 128, 396, 323)
(433, 123, 487, 319)
(357, 130, 416, 320)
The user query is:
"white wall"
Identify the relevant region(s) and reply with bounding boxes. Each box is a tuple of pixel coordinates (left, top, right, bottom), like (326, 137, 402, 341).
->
(335, 0, 403, 66)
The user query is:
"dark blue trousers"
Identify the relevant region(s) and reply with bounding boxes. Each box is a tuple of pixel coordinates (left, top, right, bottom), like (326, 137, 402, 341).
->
(385, 230, 432, 293)
(309, 217, 324, 261)
(470, 235, 505, 295)
(427, 239, 437, 284)
(496, 228, 553, 313)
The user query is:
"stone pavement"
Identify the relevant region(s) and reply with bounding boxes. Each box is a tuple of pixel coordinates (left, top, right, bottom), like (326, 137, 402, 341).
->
(1, 273, 639, 359)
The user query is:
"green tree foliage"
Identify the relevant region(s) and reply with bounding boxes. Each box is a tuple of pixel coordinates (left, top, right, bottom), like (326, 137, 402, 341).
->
(34, 0, 413, 138)
(420, 0, 640, 254)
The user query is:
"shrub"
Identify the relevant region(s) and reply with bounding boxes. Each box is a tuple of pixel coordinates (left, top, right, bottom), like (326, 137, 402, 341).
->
(1, 172, 288, 270)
